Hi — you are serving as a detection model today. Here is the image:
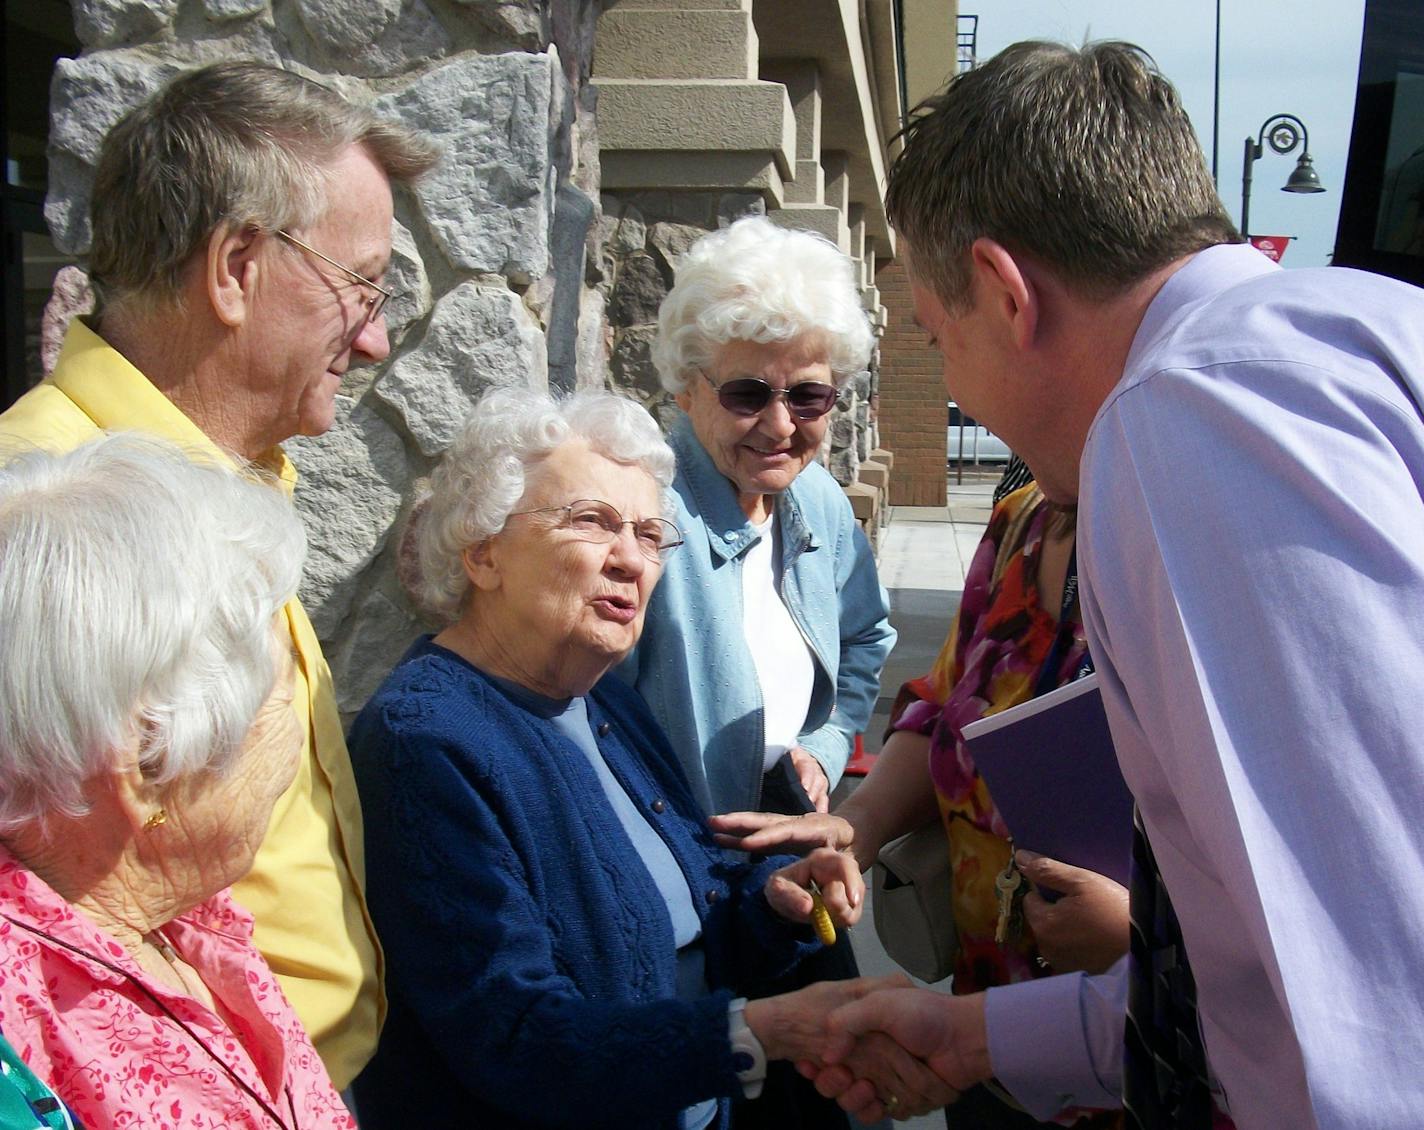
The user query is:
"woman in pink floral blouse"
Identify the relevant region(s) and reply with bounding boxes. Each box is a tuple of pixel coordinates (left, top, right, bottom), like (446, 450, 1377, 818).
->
(0, 436, 353, 1130)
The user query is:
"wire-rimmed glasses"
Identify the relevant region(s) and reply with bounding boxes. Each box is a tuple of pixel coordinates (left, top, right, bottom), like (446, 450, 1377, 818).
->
(275, 230, 395, 324)
(697, 369, 840, 420)
(508, 498, 684, 562)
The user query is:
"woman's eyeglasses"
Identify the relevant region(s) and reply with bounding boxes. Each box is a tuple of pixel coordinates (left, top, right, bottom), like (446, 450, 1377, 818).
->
(698, 370, 840, 420)
(508, 499, 684, 561)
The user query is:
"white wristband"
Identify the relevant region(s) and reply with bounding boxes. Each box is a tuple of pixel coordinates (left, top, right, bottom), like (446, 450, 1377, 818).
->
(728, 997, 767, 1100)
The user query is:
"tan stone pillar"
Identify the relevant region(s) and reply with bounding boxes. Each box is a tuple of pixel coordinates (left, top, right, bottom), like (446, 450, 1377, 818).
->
(595, 0, 795, 201)
(762, 60, 848, 250)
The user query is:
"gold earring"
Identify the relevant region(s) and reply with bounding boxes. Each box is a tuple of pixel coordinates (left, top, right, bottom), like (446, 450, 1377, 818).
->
(143, 808, 167, 832)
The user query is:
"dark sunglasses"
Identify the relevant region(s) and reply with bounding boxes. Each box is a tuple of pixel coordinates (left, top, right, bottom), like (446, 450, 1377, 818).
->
(698, 370, 840, 420)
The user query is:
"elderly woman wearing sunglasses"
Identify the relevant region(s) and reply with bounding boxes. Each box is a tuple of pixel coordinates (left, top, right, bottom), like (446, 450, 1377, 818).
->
(618, 217, 895, 1129)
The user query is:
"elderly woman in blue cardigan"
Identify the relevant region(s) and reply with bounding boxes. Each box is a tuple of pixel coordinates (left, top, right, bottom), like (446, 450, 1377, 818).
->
(349, 389, 935, 1129)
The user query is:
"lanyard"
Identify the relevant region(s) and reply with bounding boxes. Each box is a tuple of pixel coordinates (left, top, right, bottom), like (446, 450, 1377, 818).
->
(1033, 542, 1095, 698)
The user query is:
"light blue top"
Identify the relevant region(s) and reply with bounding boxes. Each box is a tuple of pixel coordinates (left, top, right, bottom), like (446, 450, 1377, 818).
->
(986, 242, 1424, 1130)
(618, 414, 896, 815)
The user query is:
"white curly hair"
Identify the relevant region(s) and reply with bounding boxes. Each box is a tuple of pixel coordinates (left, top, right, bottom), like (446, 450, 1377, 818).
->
(414, 388, 676, 622)
(652, 215, 875, 393)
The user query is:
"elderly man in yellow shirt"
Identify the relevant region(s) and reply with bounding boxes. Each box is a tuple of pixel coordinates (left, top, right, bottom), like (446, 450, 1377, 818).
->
(0, 61, 438, 1091)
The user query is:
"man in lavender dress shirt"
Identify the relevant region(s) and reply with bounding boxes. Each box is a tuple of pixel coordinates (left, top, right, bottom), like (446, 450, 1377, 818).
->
(810, 39, 1424, 1130)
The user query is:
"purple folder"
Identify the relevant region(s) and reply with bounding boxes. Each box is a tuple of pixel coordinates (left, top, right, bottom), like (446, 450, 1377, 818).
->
(959, 673, 1133, 888)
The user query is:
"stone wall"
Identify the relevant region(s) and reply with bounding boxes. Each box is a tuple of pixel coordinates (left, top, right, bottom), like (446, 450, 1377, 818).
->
(46, 0, 606, 710)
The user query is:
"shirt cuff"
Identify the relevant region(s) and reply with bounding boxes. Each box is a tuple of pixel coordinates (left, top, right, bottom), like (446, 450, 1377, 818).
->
(795, 728, 849, 787)
(984, 961, 1126, 1120)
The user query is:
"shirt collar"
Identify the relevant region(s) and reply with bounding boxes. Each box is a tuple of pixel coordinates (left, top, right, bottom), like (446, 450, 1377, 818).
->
(1125, 243, 1278, 377)
(0, 843, 255, 958)
(51, 318, 298, 495)
(668, 413, 818, 561)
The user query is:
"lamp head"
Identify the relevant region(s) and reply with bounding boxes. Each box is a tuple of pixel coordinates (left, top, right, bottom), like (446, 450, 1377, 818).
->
(1283, 154, 1326, 194)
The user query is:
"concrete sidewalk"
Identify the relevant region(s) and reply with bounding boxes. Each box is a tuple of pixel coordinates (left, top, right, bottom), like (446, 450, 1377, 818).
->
(833, 475, 999, 1130)
(863, 477, 997, 754)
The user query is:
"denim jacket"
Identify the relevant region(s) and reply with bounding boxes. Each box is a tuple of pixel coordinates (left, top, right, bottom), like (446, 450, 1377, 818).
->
(617, 415, 896, 815)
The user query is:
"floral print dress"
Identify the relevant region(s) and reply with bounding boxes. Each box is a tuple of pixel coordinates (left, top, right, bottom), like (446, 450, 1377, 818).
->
(889, 484, 1088, 992)
(889, 485, 1124, 1129)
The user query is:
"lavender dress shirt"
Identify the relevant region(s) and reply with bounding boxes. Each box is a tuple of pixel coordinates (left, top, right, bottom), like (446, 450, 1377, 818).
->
(987, 243, 1424, 1130)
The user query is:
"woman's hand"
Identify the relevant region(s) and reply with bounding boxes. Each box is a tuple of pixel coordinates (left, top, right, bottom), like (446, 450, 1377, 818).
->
(764, 846, 864, 930)
(789, 746, 831, 812)
(744, 974, 909, 1063)
(807, 987, 988, 1121)
(1018, 850, 1130, 974)
(709, 810, 856, 856)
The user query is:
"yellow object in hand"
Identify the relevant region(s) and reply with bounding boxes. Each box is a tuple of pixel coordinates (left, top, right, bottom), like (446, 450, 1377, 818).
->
(809, 880, 837, 946)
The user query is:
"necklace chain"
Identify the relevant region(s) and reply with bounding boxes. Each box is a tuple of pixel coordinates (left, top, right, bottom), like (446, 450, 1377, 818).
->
(145, 928, 213, 1004)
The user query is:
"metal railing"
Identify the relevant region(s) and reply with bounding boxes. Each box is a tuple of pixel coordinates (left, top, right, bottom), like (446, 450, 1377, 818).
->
(957, 14, 979, 72)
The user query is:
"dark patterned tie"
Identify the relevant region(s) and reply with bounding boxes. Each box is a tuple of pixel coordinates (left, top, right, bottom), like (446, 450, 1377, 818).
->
(1122, 807, 1214, 1129)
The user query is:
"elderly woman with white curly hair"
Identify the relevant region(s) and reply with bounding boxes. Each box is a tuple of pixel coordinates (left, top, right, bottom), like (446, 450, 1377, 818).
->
(618, 216, 896, 1129)
(347, 388, 938, 1130)
(0, 435, 354, 1130)
(621, 215, 894, 820)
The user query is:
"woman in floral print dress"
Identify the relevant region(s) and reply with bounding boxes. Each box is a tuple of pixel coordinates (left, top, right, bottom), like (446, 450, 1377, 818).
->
(714, 483, 1128, 1128)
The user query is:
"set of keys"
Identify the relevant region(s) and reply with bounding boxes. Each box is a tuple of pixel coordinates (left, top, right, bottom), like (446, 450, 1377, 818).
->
(994, 839, 1027, 945)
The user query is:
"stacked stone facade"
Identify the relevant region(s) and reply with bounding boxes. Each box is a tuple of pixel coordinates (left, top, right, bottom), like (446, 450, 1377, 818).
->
(46, 0, 605, 709)
(594, 0, 889, 511)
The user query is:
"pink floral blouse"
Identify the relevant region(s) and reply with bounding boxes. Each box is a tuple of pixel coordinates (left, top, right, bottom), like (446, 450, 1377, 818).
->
(0, 847, 353, 1130)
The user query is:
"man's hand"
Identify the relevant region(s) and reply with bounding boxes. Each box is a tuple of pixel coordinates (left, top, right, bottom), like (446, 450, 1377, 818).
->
(764, 846, 863, 930)
(1018, 850, 1129, 974)
(818, 1030, 959, 1120)
(806, 988, 993, 1121)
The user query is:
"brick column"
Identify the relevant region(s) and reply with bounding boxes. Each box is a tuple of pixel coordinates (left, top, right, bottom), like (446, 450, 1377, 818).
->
(876, 258, 947, 506)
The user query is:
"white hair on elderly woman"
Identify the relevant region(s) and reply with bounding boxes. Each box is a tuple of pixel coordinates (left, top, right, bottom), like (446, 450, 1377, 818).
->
(651, 215, 876, 394)
(0, 434, 305, 832)
(414, 387, 676, 622)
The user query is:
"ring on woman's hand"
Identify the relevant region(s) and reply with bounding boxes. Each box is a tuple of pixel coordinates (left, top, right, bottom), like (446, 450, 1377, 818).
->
(1034, 955, 1051, 971)
(884, 1093, 900, 1114)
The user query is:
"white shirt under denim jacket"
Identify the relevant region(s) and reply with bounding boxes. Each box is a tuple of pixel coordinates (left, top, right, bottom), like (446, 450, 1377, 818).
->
(617, 414, 896, 817)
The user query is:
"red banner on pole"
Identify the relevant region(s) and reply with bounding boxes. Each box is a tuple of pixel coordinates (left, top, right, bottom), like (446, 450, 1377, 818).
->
(1249, 236, 1291, 262)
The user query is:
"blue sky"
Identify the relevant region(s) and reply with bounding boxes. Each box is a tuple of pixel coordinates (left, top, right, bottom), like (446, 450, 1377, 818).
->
(972, 1, 1368, 268)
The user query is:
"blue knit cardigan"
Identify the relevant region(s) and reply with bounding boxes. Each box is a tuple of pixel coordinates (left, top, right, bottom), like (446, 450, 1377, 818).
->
(349, 638, 816, 1129)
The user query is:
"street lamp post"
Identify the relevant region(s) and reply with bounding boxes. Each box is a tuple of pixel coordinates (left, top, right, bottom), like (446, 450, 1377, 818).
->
(1241, 113, 1326, 239)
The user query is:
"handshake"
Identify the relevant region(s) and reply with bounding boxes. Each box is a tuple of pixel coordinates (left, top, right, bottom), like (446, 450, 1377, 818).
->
(747, 975, 994, 1122)
(720, 806, 1130, 1122)
(746, 822, 996, 1121)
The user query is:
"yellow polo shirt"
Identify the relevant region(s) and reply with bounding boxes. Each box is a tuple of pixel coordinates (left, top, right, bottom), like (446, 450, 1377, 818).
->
(0, 320, 384, 1089)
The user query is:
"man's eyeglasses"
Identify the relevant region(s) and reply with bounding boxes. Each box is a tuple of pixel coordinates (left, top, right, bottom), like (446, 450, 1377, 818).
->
(275, 230, 395, 324)
(698, 369, 840, 420)
(508, 499, 684, 562)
